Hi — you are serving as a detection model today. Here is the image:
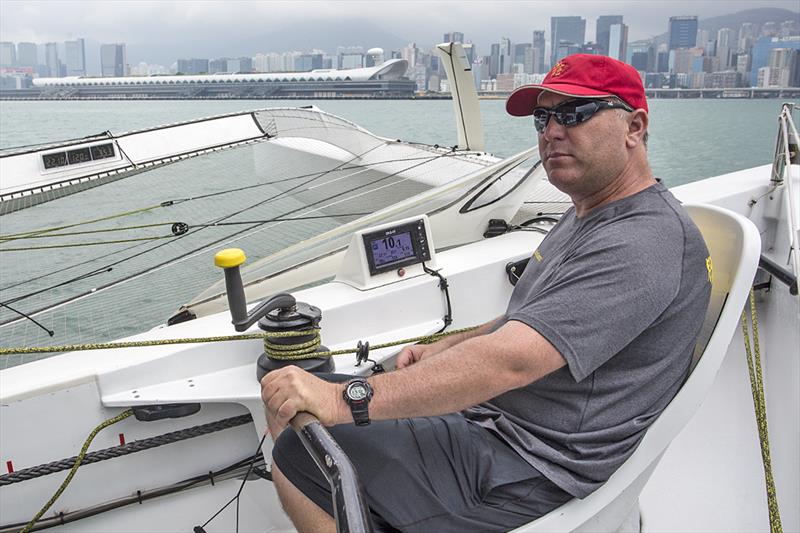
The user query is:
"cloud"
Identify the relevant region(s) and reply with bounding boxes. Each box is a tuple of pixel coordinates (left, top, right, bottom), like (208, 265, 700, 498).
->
(1, 0, 798, 66)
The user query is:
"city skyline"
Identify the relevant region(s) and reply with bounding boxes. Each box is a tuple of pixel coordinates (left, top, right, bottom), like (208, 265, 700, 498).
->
(1, 0, 798, 67)
(2, 3, 798, 95)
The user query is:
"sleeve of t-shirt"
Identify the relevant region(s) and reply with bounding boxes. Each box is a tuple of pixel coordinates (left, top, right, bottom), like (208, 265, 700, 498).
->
(507, 219, 683, 382)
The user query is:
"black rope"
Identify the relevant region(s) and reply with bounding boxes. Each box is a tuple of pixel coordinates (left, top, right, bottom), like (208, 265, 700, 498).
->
(0, 414, 252, 486)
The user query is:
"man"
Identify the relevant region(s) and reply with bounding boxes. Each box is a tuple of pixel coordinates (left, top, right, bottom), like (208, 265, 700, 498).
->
(261, 54, 711, 532)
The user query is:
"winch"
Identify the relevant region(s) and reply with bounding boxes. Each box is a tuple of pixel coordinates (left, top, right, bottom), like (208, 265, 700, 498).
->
(214, 248, 333, 381)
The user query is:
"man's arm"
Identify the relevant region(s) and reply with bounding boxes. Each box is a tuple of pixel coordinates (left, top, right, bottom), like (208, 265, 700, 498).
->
(396, 315, 503, 368)
(261, 320, 566, 432)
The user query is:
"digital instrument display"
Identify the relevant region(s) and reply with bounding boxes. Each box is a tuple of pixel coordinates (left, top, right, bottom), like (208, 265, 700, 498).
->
(42, 152, 68, 170)
(42, 142, 116, 171)
(362, 219, 431, 275)
(91, 143, 115, 160)
(67, 147, 92, 165)
(371, 231, 415, 268)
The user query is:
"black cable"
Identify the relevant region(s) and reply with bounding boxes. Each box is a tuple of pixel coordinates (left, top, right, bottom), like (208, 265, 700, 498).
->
(0, 454, 267, 532)
(196, 433, 267, 533)
(0, 302, 54, 337)
(422, 263, 453, 333)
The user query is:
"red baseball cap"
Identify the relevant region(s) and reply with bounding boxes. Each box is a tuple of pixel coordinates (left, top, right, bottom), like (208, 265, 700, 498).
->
(506, 54, 647, 116)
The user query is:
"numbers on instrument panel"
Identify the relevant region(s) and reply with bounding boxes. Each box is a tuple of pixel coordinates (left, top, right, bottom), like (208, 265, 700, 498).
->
(42, 142, 116, 170)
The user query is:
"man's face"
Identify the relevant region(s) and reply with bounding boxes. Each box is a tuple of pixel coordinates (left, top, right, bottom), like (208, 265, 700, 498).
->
(536, 91, 631, 200)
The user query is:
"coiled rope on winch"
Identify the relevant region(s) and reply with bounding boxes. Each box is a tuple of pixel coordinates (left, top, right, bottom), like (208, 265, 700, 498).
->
(0, 326, 478, 358)
(740, 289, 782, 533)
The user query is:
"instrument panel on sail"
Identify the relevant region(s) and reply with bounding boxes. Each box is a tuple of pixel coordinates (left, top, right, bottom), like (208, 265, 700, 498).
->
(42, 142, 117, 170)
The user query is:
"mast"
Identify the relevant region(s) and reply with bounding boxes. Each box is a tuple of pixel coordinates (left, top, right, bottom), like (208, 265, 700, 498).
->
(435, 42, 486, 152)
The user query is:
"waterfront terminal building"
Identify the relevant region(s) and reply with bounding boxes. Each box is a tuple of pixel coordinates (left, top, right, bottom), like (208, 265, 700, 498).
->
(1, 60, 415, 99)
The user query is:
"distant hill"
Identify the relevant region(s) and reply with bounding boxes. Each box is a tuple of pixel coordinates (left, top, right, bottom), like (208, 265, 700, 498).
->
(653, 7, 799, 45)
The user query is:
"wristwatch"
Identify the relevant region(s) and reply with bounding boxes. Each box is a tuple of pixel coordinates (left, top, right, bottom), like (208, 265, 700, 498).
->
(343, 378, 374, 426)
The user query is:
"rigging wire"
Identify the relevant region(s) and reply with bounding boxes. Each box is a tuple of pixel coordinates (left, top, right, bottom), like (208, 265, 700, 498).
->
(1, 146, 456, 328)
(0, 153, 429, 292)
(0, 142, 387, 307)
(0, 213, 371, 246)
(0, 153, 442, 242)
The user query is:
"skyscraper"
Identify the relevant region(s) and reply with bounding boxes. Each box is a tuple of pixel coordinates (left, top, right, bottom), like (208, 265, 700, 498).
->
(629, 40, 655, 71)
(739, 22, 756, 51)
(551, 16, 586, 66)
(716, 28, 734, 69)
(16, 42, 37, 68)
(401, 43, 418, 68)
(668, 16, 698, 50)
(489, 43, 500, 79)
(45, 42, 60, 77)
(596, 15, 623, 55)
(499, 37, 513, 74)
(0, 42, 16, 67)
(514, 43, 532, 72)
(64, 38, 86, 76)
(608, 23, 629, 62)
(750, 36, 800, 86)
(101, 43, 127, 77)
(532, 30, 546, 72)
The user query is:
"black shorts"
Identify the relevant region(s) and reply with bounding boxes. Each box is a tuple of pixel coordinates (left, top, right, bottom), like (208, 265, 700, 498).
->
(272, 412, 571, 532)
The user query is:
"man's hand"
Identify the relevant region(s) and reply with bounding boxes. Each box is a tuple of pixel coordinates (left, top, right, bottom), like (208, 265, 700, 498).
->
(260, 366, 345, 437)
(396, 343, 442, 369)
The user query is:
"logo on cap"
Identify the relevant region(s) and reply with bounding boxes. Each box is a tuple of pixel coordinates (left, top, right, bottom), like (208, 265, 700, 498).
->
(550, 60, 568, 78)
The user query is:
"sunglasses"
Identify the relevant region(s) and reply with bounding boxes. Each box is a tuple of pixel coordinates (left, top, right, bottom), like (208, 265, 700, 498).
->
(532, 99, 633, 134)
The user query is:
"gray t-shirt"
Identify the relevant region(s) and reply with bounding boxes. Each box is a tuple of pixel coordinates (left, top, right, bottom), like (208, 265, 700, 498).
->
(464, 182, 711, 498)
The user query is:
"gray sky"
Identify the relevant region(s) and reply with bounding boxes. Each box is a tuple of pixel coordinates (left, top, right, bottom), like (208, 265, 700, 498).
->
(1, 0, 798, 67)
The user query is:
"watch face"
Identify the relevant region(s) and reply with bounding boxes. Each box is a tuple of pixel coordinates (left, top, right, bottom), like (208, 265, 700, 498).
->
(348, 384, 368, 401)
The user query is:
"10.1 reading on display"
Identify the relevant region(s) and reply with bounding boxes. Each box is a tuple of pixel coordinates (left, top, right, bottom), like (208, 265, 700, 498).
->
(371, 232, 415, 268)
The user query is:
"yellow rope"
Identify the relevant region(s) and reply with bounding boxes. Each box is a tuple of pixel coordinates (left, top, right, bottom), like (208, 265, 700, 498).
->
(0, 326, 478, 359)
(22, 409, 134, 533)
(0, 204, 166, 240)
(740, 289, 782, 533)
(0, 235, 173, 252)
(0, 222, 176, 241)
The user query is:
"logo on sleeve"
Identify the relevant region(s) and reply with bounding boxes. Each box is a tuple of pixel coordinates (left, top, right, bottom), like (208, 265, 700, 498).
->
(705, 256, 713, 284)
(533, 249, 543, 262)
